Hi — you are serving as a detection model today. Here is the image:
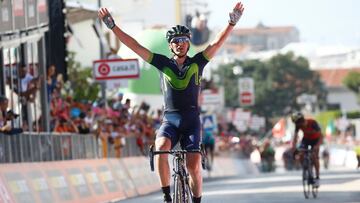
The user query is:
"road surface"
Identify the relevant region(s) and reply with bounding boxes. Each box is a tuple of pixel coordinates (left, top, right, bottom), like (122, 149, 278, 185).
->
(117, 166, 360, 203)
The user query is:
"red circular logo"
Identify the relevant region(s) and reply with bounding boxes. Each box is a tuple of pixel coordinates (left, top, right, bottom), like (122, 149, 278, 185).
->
(98, 63, 110, 76)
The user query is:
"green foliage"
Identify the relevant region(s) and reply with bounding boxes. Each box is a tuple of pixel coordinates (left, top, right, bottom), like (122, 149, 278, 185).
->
(315, 110, 341, 133)
(66, 52, 100, 101)
(213, 52, 327, 128)
(343, 71, 360, 102)
(347, 110, 360, 119)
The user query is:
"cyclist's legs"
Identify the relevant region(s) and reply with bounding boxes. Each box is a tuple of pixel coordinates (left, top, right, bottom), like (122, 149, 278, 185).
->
(312, 145, 320, 178)
(155, 137, 172, 186)
(180, 113, 202, 198)
(301, 138, 320, 178)
(186, 152, 202, 197)
(155, 112, 181, 187)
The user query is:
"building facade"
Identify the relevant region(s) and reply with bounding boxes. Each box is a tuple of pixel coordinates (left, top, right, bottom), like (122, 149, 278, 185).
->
(227, 22, 299, 52)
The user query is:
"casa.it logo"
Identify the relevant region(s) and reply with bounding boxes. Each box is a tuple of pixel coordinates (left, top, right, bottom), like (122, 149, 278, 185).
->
(98, 63, 110, 76)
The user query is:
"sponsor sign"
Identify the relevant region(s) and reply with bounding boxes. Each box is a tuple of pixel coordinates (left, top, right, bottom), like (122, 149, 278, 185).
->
(0, 0, 13, 33)
(13, 0, 26, 30)
(93, 58, 140, 80)
(200, 89, 221, 105)
(27, 0, 37, 28)
(38, 0, 48, 25)
(238, 77, 255, 106)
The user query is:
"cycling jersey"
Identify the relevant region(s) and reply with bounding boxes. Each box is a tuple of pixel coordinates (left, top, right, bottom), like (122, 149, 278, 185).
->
(148, 52, 209, 150)
(148, 52, 209, 112)
(296, 119, 321, 140)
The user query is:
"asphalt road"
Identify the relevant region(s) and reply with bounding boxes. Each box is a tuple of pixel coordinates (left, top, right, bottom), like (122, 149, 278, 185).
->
(117, 166, 360, 203)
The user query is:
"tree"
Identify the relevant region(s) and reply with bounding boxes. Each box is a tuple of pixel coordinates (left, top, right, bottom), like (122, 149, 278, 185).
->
(65, 51, 100, 102)
(343, 71, 360, 103)
(213, 52, 327, 128)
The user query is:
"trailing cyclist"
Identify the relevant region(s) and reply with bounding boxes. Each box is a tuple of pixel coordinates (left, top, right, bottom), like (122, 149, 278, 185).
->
(202, 126, 216, 171)
(98, 2, 244, 203)
(291, 112, 323, 187)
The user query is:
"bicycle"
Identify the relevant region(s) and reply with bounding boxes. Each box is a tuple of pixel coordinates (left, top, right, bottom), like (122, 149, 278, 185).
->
(149, 145, 207, 203)
(297, 146, 319, 199)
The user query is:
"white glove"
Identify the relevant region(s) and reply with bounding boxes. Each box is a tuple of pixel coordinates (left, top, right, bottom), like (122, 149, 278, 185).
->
(102, 14, 116, 29)
(229, 6, 243, 26)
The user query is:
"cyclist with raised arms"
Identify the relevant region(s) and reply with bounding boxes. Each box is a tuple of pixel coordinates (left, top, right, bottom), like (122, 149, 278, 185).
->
(98, 2, 244, 202)
(291, 112, 323, 187)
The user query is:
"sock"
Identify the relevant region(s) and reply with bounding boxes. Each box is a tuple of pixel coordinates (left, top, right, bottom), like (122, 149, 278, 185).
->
(161, 186, 171, 201)
(193, 196, 202, 203)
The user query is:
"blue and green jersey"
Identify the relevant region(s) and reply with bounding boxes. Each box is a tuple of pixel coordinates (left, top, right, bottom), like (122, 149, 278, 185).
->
(147, 52, 209, 112)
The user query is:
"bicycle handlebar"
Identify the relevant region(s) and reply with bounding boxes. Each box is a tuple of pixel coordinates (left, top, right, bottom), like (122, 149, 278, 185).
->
(149, 145, 205, 172)
(153, 149, 201, 155)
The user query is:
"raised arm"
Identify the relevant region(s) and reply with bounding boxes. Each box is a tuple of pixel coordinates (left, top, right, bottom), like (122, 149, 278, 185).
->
(203, 2, 244, 59)
(98, 8, 152, 62)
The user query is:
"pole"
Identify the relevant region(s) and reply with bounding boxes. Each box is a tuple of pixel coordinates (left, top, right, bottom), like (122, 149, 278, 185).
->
(175, 0, 182, 24)
(0, 48, 4, 95)
(98, 0, 107, 105)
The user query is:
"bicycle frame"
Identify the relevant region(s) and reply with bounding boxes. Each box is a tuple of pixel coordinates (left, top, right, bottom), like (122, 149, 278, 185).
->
(298, 146, 318, 199)
(149, 145, 205, 203)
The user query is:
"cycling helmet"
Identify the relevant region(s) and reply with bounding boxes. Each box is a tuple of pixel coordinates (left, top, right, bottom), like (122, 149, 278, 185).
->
(166, 25, 191, 43)
(291, 112, 304, 124)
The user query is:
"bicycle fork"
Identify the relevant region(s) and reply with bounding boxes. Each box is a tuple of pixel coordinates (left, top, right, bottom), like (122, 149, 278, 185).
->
(173, 157, 192, 203)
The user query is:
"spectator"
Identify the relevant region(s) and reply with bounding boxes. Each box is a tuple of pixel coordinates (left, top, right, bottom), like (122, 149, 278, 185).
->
(54, 117, 79, 133)
(259, 139, 275, 172)
(354, 142, 360, 170)
(113, 125, 124, 158)
(84, 109, 95, 132)
(17, 65, 41, 102)
(76, 112, 90, 134)
(112, 92, 124, 111)
(47, 65, 63, 101)
(11, 65, 41, 130)
(0, 96, 23, 135)
(123, 98, 131, 111)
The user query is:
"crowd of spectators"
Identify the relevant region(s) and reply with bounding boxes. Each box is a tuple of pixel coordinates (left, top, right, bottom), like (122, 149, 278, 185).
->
(48, 86, 160, 158)
(1, 64, 163, 158)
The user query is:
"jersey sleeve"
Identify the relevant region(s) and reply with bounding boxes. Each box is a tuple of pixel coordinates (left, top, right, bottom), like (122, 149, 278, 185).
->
(147, 53, 169, 71)
(193, 52, 209, 71)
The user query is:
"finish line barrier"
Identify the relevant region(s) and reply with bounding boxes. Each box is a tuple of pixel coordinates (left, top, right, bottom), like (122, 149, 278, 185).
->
(0, 157, 258, 203)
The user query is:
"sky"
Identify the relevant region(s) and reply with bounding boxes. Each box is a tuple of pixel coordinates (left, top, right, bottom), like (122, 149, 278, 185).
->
(206, 0, 360, 46)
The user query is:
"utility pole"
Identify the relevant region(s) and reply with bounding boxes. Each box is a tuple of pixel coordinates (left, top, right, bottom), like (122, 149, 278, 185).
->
(175, 0, 182, 24)
(98, 0, 107, 105)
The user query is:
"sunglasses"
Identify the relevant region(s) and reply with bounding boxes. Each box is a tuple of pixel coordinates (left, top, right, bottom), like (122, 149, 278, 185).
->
(170, 36, 190, 44)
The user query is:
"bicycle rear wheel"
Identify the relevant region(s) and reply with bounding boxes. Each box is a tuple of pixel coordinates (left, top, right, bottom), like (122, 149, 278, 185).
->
(302, 168, 311, 199)
(311, 167, 318, 198)
(312, 185, 318, 198)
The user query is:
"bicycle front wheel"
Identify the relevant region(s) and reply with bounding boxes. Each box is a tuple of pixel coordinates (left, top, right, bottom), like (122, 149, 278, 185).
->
(302, 168, 311, 199)
(174, 175, 191, 203)
(174, 175, 183, 203)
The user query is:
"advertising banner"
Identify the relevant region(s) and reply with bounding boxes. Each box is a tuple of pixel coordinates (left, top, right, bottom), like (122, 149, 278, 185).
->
(93, 58, 140, 80)
(38, 0, 49, 25)
(13, 0, 26, 30)
(0, 0, 13, 33)
(27, 0, 37, 28)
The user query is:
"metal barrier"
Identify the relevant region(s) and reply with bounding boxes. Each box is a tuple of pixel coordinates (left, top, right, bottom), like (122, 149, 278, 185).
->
(0, 132, 149, 163)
